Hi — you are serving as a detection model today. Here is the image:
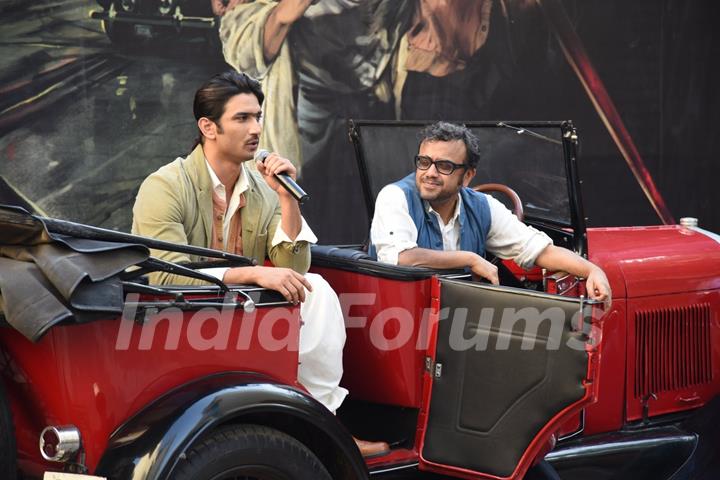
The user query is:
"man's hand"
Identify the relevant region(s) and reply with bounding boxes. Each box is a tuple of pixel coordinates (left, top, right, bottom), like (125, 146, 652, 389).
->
(535, 245, 612, 306)
(227, 265, 312, 304)
(586, 266, 612, 306)
(254, 266, 312, 304)
(263, 0, 315, 62)
(469, 255, 499, 285)
(396, 249, 500, 285)
(256, 152, 297, 196)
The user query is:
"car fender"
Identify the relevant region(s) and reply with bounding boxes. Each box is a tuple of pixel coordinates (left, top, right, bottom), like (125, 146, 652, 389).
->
(95, 372, 367, 480)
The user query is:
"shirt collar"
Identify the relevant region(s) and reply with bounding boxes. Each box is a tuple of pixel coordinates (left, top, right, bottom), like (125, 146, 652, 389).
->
(426, 194, 463, 225)
(205, 159, 249, 199)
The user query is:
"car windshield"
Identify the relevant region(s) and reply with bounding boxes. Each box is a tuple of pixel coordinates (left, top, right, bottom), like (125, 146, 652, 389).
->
(353, 122, 572, 227)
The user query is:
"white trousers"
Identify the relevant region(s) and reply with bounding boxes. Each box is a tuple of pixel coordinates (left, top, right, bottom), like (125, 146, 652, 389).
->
(298, 273, 348, 413)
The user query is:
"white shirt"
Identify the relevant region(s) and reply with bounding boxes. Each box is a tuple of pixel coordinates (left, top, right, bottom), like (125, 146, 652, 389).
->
(202, 160, 317, 280)
(429, 193, 463, 252)
(370, 184, 553, 269)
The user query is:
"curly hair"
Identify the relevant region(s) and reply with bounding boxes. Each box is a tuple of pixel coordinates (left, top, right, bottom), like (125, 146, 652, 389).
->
(418, 121, 481, 169)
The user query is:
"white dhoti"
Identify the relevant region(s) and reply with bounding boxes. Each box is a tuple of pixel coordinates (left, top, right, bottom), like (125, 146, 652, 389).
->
(298, 273, 348, 413)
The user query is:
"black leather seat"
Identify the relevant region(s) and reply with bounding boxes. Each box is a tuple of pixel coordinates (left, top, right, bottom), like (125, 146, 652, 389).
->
(311, 245, 373, 262)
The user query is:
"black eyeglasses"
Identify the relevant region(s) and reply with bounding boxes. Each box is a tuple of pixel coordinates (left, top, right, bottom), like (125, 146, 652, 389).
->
(414, 155, 468, 175)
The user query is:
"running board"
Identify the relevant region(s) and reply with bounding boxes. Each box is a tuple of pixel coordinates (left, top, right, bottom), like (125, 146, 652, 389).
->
(547, 426, 697, 480)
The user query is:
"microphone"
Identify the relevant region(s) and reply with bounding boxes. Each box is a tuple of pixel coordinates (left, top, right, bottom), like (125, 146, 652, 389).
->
(255, 149, 309, 204)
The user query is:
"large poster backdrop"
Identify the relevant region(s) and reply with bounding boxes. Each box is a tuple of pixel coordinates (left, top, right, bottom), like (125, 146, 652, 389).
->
(1, 0, 718, 244)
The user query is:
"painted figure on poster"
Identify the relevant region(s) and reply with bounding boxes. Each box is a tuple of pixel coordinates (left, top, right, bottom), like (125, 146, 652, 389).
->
(213, 0, 540, 241)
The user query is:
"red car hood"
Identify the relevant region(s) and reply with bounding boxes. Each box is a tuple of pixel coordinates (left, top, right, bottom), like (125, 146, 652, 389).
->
(587, 226, 720, 298)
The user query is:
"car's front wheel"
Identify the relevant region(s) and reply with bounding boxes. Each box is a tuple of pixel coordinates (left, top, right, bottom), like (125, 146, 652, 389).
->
(172, 424, 332, 480)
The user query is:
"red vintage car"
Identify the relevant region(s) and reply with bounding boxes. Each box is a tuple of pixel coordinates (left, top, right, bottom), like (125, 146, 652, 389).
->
(0, 121, 718, 480)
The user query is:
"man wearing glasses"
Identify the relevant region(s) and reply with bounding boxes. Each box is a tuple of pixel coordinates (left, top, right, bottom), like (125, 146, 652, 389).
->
(370, 121, 611, 303)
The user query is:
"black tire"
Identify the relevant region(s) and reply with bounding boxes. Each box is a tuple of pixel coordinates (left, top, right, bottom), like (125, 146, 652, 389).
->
(0, 381, 16, 480)
(172, 424, 332, 480)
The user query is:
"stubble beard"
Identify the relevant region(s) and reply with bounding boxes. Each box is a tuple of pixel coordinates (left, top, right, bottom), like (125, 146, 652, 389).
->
(418, 175, 446, 202)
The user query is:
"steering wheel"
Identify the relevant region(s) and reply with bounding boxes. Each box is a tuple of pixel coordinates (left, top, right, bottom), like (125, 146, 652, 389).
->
(473, 183, 524, 222)
(471, 183, 525, 287)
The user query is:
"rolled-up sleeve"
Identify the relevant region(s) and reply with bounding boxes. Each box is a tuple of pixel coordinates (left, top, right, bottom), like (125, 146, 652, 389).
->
(199, 267, 230, 282)
(485, 195, 552, 269)
(271, 216, 318, 246)
(370, 185, 419, 265)
(265, 202, 311, 274)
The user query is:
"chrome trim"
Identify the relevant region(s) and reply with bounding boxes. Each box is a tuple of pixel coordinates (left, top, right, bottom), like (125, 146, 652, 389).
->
(124, 299, 285, 312)
(369, 462, 419, 475)
(39, 425, 81, 462)
(440, 278, 604, 305)
(689, 226, 720, 244)
(551, 272, 580, 296)
(557, 410, 585, 441)
(546, 433, 696, 462)
(160, 285, 273, 294)
(235, 289, 256, 313)
(679, 217, 698, 228)
(123, 285, 290, 310)
(440, 272, 472, 280)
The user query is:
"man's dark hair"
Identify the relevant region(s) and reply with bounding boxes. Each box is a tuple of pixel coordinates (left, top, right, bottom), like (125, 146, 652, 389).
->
(192, 70, 264, 146)
(418, 121, 481, 169)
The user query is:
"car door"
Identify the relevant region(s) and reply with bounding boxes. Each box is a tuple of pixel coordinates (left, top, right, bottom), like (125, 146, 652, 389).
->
(418, 278, 603, 479)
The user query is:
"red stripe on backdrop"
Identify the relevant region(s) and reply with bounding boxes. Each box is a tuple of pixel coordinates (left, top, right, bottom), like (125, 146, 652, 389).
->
(537, 0, 675, 225)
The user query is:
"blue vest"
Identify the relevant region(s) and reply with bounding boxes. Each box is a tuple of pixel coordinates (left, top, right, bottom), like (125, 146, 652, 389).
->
(370, 173, 491, 258)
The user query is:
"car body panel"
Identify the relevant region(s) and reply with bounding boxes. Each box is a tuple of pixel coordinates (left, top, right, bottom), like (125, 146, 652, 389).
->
(625, 289, 720, 421)
(417, 279, 602, 479)
(588, 226, 720, 298)
(313, 247, 605, 479)
(310, 265, 433, 408)
(1, 117, 718, 478)
(95, 373, 367, 480)
(581, 300, 628, 435)
(587, 226, 720, 428)
(0, 297, 300, 476)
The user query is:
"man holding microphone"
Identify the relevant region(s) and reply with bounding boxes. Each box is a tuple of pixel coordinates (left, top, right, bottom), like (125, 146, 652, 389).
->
(132, 70, 389, 457)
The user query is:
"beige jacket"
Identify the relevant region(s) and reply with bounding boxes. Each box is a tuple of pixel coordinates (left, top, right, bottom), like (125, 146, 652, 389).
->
(131, 145, 311, 285)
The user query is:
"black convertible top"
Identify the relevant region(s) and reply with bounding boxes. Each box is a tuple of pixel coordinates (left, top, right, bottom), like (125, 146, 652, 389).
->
(0, 206, 256, 341)
(0, 205, 149, 341)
